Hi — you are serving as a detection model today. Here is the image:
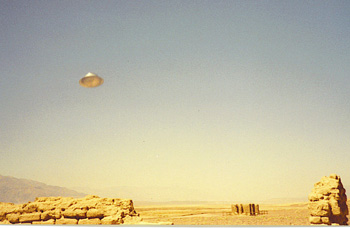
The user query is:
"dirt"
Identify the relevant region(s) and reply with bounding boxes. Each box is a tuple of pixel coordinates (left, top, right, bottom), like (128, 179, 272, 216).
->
(135, 203, 314, 225)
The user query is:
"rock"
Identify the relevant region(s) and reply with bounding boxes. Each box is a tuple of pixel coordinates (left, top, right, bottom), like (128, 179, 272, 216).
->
(0, 195, 141, 225)
(321, 216, 330, 225)
(78, 218, 101, 225)
(55, 218, 78, 225)
(62, 209, 77, 218)
(47, 209, 61, 219)
(104, 207, 120, 217)
(75, 209, 87, 219)
(308, 192, 317, 202)
(85, 195, 100, 200)
(101, 216, 121, 225)
(71, 201, 91, 210)
(308, 174, 348, 225)
(329, 173, 339, 180)
(0, 211, 6, 221)
(0, 220, 11, 224)
(6, 213, 20, 223)
(58, 199, 75, 209)
(32, 219, 55, 224)
(120, 199, 138, 215)
(37, 203, 55, 211)
(19, 212, 41, 223)
(74, 198, 99, 210)
(329, 199, 342, 216)
(22, 203, 38, 213)
(308, 201, 330, 216)
(86, 208, 104, 218)
(40, 211, 50, 221)
(35, 197, 49, 202)
(13, 206, 24, 214)
(122, 215, 142, 224)
(61, 208, 86, 219)
(309, 216, 322, 224)
(43, 219, 56, 224)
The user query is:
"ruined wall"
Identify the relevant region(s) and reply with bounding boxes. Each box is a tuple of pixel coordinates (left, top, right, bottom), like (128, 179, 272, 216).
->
(231, 203, 260, 215)
(308, 174, 348, 225)
(0, 195, 141, 225)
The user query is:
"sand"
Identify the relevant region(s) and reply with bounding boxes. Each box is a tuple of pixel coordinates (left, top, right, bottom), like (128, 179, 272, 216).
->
(134, 202, 332, 226)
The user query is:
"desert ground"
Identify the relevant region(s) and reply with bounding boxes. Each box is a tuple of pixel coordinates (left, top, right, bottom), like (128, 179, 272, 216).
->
(135, 202, 348, 226)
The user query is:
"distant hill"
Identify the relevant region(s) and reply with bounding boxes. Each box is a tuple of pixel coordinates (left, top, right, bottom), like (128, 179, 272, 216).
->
(0, 175, 86, 204)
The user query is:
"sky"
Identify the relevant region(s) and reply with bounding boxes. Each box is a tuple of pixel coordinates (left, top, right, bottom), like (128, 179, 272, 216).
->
(1, 0, 350, 203)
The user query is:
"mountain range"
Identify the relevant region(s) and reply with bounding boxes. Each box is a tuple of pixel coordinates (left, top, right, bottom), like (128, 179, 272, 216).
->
(0, 174, 86, 204)
(2, 174, 343, 205)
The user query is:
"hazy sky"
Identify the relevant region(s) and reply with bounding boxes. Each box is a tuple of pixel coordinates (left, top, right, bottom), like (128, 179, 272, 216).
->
(1, 0, 350, 202)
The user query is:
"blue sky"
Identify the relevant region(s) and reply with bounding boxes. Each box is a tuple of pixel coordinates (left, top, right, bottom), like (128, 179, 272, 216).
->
(1, 0, 349, 202)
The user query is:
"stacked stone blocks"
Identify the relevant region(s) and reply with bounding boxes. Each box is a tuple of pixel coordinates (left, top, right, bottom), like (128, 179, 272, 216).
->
(0, 195, 141, 225)
(308, 174, 348, 225)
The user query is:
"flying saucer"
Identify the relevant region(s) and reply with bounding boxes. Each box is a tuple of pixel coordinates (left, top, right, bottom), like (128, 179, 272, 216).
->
(79, 72, 104, 88)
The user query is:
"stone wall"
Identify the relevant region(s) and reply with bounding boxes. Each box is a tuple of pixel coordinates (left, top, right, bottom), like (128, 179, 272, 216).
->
(308, 174, 348, 225)
(231, 203, 260, 215)
(0, 195, 142, 225)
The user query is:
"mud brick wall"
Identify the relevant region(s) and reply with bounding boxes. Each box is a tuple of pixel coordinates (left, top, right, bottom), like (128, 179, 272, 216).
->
(308, 174, 348, 225)
(0, 195, 141, 225)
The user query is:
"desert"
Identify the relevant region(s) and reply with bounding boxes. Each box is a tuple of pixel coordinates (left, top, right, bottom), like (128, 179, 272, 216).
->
(2, 0, 350, 226)
(135, 202, 311, 226)
(0, 174, 349, 225)
(0, 199, 315, 225)
(1, 198, 349, 225)
(134, 174, 349, 225)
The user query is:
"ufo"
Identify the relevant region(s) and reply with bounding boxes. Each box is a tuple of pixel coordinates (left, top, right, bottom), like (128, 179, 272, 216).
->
(79, 72, 104, 88)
